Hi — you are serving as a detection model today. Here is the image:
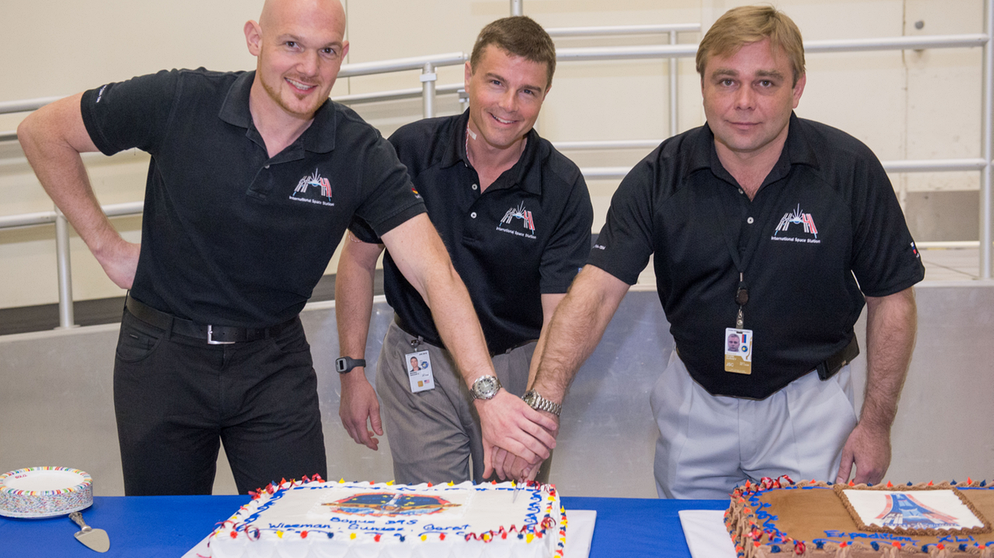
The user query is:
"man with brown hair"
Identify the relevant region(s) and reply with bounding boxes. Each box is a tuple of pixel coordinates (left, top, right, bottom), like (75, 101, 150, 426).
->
(336, 16, 592, 484)
(500, 5, 924, 498)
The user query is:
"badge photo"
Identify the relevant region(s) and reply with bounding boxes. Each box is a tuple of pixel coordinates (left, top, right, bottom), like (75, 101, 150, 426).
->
(405, 350, 434, 393)
(724, 328, 753, 375)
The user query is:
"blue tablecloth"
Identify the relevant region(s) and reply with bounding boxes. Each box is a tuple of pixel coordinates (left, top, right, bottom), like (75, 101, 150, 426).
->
(0, 495, 727, 557)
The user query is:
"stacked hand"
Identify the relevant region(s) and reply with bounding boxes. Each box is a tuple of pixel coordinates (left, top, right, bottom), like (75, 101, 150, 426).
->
(477, 390, 559, 481)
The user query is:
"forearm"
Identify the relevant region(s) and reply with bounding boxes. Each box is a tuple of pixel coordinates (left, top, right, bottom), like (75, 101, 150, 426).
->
(381, 215, 495, 386)
(531, 266, 629, 403)
(334, 237, 382, 384)
(18, 94, 121, 256)
(425, 265, 495, 387)
(526, 293, 566, 388)
(335, 238, 377, 356)
(860, 287, 917, 431)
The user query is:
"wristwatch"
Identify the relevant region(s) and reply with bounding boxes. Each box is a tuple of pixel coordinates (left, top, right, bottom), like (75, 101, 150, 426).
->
(335, 356, 366, 374)
(470, 375, 502, 400)
(522, 390, 562, 417)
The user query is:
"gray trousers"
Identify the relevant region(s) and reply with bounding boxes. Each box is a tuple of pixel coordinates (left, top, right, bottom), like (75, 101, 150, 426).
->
(651, 351, 856, 499)
(377, 320, 550, 484)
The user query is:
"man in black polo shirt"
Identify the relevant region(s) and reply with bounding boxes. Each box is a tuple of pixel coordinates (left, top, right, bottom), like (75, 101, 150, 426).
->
(18, 0, 555, 495)
(498, 5, 925, 497)
(335, 17, 592, 484)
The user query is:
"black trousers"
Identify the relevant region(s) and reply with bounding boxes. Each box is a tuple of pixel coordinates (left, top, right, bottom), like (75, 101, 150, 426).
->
(113, 309, 327, 495)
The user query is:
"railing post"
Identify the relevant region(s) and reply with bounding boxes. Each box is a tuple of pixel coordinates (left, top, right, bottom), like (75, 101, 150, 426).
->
(982, 0, 994, 278)
(53, 205, 76, 329)
(421, 62, 437, 119)
(669, 30, 679, 137)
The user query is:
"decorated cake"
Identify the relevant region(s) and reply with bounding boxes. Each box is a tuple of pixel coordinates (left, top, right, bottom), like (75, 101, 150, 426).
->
(726, 476, 994, 557)
(207, 476, 567, 558)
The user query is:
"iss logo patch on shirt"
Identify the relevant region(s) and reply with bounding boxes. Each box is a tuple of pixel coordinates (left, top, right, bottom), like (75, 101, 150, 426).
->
(496, 201, 537, 239)
(771, 203, 820, 244)
(290, 169, 334, 207)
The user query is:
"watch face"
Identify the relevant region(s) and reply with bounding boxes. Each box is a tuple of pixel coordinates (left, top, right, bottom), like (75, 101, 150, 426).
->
(473, 376, 499, 399)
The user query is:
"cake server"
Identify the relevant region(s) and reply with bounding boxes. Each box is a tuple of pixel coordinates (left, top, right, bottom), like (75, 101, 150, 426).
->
(69, 511, 110, 553)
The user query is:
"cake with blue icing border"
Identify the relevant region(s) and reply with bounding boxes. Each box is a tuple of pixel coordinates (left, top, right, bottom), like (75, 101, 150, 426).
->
(725, 476, 994, 557)
(207, 476, 566, 558)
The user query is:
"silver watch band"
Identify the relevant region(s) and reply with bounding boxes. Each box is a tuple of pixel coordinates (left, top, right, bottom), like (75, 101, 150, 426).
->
(523, 389, 562, 417)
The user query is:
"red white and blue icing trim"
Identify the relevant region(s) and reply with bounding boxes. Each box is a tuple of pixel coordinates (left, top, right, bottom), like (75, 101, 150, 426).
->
(725, 476, 994, 557)
(207, 477, 566, 558)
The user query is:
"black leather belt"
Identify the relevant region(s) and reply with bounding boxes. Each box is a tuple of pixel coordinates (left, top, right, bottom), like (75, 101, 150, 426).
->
(125, 295, 294, 344)
(815, 336, 860, 380)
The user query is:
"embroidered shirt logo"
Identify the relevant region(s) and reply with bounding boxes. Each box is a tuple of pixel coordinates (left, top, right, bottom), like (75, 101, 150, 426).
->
(496, 201, 537, 239)
(771, 204, 820, 244)
(290, 169, 334, 207)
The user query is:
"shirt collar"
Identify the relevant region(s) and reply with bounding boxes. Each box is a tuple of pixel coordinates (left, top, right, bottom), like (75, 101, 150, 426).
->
(443, 109, 545, 195)
(684, 111, 820, 183)
(218, 71, 337, 154)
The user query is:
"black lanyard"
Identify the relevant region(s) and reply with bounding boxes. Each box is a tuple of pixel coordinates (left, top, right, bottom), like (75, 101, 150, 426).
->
(718, 189, 763, 330)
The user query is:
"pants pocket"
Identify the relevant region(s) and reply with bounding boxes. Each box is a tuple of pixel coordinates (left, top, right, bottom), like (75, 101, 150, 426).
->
(115, 314, 164, 363)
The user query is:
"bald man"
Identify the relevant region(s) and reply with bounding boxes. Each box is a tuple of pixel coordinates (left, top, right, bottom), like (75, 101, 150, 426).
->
(18, 0, 554, 496)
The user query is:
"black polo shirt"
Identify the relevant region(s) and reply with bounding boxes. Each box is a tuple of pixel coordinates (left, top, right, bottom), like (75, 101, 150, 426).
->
(589, 113, 925, 399)
(351, 111, 593, 355)
(81, 68, 425, 327)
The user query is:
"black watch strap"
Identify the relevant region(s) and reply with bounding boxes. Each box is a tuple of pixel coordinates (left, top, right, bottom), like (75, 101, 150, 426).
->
(335, 356, 366, 374)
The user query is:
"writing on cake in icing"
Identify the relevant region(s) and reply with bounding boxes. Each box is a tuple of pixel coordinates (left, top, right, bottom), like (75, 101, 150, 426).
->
(420, 523, 472, 533)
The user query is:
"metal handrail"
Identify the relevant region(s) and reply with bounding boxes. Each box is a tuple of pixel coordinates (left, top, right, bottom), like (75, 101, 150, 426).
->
(337, 52, 466, 78)
(0, 158, 981, 228)
(0, 35, 986, 117)
(545, 23, 701, 37)
(1, 17, 992, 328)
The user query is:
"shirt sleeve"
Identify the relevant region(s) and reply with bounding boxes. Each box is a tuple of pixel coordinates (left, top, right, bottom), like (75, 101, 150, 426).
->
(848, 145, 926, 297)
(586, 152, 659, 286)
(80, 69, 179, 156)
(348, 121, 426, 239)
(539, 173, 594, 294)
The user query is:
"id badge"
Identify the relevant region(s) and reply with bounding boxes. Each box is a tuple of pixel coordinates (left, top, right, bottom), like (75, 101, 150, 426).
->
(405, 350, 434, 393)
(724, 328, 753, 375)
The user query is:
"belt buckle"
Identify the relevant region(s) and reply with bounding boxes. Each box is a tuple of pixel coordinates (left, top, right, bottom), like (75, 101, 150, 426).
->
(207, 325, 236, 345)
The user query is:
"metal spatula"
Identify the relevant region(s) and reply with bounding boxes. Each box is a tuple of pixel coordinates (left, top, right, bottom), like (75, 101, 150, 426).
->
(69, 511, 110, 553)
